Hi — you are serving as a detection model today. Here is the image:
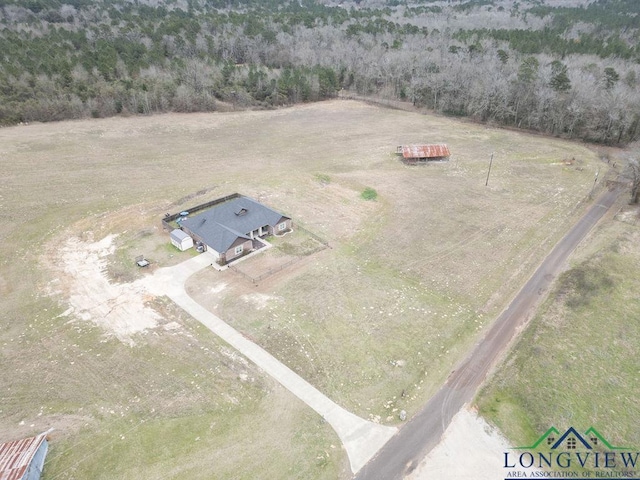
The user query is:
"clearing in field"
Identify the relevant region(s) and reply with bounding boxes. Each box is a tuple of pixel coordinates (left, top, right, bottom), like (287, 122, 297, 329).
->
(0, 100, 616, 479)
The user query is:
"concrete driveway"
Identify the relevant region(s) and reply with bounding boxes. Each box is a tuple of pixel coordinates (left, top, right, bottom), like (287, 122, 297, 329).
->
(142, 252, 396, 474)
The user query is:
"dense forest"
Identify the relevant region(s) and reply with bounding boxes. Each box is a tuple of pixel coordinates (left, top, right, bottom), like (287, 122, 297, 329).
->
(1, 0, 639, 144)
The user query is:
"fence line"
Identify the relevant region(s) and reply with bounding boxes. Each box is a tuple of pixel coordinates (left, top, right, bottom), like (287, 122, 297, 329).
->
(228, 264, 257, 283)
(161, 192, 242, 231)
(229, 244, 328, 285)
(338, 92, 418, 113)
(294, 224, 331, 249)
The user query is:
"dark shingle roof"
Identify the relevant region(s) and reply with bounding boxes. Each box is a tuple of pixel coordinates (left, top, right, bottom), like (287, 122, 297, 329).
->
(181, 196, 288, 253)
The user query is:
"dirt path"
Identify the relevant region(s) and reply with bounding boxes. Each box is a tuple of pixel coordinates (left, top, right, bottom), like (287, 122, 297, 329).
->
(47, 234, 161, 345)
(354, 185, 623, 480)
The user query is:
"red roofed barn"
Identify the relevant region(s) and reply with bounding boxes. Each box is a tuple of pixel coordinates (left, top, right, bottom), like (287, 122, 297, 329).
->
(397, 144, 451, 164)
(0, 433, 49, 480)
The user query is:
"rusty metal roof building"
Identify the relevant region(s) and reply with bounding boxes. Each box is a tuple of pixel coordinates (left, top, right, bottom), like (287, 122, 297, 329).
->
(0, 433, 49, 480)
(400, 144, 451, 159)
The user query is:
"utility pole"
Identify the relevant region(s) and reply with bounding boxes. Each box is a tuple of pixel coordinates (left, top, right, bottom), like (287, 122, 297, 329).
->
(485, 152, 494, 186)
(590, 168, 599, 197)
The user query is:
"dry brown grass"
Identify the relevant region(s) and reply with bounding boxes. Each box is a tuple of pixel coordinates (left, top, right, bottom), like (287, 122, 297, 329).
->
(0, 100, 612, 478)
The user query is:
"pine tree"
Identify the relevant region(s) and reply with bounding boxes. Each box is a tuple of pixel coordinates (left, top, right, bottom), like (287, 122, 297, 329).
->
(604, 67, 620, 90)
(549, 60, 571, 93)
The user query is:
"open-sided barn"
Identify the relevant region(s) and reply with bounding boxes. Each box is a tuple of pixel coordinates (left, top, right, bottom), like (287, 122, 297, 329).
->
(0, 433, 49, 480)
(397, 144, 451, 164)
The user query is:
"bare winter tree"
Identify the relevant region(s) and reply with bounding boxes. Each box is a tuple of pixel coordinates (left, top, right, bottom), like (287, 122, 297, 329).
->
(627, 160, 640, 204)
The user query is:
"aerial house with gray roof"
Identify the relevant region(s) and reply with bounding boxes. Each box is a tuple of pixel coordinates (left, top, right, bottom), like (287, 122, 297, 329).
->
(179, 195, 291, 264)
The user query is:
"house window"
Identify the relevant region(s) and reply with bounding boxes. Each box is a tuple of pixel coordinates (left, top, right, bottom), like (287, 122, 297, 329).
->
(590, 437, 598, 446)
(547, 436, 556, 446)
(278, 222, 286, 231)
(567, 438, 576, 450)
(234, 245, 243, 256)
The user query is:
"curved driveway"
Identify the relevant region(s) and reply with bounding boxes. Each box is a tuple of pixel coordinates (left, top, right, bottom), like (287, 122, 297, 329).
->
(354, 185, 623, 480)
(142, 253, 396, 474)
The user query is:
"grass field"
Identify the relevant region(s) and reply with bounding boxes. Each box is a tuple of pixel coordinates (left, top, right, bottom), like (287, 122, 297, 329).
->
(0, 100, 611, 478)
(476, 199, 640, 456)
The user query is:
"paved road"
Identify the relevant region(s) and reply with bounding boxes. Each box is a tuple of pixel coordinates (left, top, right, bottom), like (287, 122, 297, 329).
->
(142, 253, 397, 474)
(354, 185, 622, 480)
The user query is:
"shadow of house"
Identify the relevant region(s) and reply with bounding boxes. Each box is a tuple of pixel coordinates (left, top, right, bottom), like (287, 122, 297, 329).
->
(180, 195, 291, 264)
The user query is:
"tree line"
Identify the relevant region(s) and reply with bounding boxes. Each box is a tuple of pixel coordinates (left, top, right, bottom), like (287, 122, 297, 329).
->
(0, 0, 639, 145)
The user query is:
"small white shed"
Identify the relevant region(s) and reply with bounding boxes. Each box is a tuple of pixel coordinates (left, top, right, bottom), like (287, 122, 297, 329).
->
(170, 229, 194, 251)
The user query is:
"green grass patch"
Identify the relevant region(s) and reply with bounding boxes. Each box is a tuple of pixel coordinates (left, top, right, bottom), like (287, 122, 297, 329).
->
(360, 187, 378, 200)
(556, 262, 615, 309)
(266, 228, 325, 257)
(314, 173, 331, 184)
(477, 390, 537, 446)
(46, 397, 342, 480)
